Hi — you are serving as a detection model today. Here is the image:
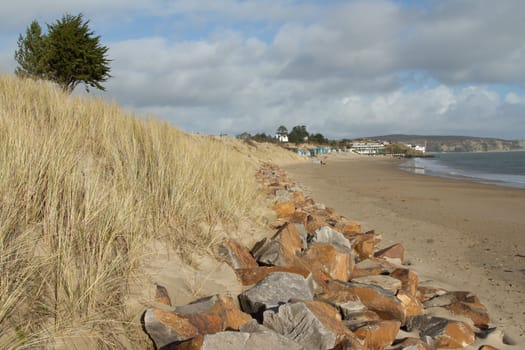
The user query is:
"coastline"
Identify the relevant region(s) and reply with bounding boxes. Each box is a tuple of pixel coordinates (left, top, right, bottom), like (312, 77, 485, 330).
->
(283, 153, 525, 345)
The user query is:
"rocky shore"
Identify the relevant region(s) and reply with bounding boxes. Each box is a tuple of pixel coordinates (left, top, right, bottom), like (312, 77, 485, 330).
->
(142, 163, 513, 349)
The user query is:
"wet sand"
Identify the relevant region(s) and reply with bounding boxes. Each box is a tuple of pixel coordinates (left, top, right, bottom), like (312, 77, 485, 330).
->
(283, 153, 525, 346)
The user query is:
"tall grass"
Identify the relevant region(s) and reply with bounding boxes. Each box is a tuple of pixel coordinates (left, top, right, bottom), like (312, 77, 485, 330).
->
(0, 75, 292, 348)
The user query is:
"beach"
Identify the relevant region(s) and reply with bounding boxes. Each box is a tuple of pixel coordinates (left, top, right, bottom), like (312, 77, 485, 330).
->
(283, 153, 525, 345)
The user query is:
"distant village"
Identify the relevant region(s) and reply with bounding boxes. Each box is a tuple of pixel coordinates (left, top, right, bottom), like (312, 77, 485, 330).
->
(236, 125, 427, 157)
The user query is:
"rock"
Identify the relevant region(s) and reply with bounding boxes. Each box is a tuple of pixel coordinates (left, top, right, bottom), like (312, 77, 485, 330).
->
(350, 275, 402, 294)
(333, 298, 367, 320)
(305, 214, 328, 234)
(320, 280, 406, 322)
(352, 233, 382, 261)
(251, 223, 304, 267)
(238, 272, 314, 316)
(272, 201, 296, 218)
(338, 220, 362, 237)
(144, 295, 252, 349)
(353, 320, 400, 350)
(387, 337, 434, 350)
(234, 266, 311, 286)
(351, 258, 395, 278)
(416, 284, 447, 303)
(175, 330, 304, 350)
(396, 290, 424, 318)
(218, 240, 258, 269)
(405, 315, 475, 348)
(423, 291, 480, 308)
(390, 268, 419, 297)
(263, 301, 363, 350)
(302, 243, 354, 282)
(478, 345, 499, 350)
(310, 226, 352, 253)
(275, 189, 292, 202)
(155, 284, 172, 306)
(290, 210, 308, 226)
(374, 243, 405, 263)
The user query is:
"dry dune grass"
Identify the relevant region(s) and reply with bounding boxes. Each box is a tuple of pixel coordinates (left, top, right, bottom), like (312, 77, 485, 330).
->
(0, 75, 300, 348)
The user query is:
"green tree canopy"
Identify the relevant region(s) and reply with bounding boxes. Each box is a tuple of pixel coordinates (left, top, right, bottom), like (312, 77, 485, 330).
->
(15, 13, 111, 94)
(288, 125, 309, 144)
(276, 125, 288, 135)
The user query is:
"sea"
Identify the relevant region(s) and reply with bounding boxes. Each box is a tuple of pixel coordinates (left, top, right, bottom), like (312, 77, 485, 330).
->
(400, 151, 525, 189)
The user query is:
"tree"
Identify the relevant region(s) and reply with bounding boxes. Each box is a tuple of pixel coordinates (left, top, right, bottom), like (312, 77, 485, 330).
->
(14, 14, 111, 93)
(14, 20, 47, 79)
(276, 125, 288, 135)
(288, 125, 309, 144)
(309, 133, 328, 144)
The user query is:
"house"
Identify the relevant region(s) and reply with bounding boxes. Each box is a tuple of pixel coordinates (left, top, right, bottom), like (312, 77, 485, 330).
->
(275, 132, 289, 143)
(350, 142, 385, 155)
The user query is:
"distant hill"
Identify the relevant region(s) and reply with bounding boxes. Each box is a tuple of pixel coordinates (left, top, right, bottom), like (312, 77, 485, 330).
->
(366, 134, 525, 152)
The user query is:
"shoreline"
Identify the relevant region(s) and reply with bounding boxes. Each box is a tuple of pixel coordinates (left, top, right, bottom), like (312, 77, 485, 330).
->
(283, 153, 525, 345)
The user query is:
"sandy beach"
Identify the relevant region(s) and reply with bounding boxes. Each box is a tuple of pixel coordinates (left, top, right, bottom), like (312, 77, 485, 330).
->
(283, 153, 525, 346)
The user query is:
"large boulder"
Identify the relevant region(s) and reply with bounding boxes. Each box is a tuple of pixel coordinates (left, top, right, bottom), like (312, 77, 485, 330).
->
(301, 243, 354, 282)
(309, 226, 352, 253)
(320, 280, 406, 322)
(405, 315, 476, 348)
(217, 240, 258, 269)
(238, 272, 314, 317)
(234, 266, 311, 286)
(263, 301, 363, 350)
(144, 295, 252, 349)
(350, 275, 401, 294)
(352, 320, 401, 350)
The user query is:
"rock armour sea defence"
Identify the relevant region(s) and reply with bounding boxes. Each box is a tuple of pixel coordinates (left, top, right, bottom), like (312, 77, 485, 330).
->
(144, 162, 503, 349)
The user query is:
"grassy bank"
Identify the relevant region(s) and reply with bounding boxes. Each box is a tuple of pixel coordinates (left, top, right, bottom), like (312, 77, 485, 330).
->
(0, 75, 299, 348)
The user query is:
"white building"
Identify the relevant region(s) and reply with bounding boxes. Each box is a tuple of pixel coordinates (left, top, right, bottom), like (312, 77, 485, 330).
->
(351, 142, 385, 155)
(275, 133, 288, 143)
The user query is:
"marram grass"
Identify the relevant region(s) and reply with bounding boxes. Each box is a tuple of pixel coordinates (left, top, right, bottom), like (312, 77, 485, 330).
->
(0, 75, 298, 348)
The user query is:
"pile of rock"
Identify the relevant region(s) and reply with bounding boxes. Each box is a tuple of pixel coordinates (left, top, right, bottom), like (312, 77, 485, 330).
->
(144, 162, 497, 349)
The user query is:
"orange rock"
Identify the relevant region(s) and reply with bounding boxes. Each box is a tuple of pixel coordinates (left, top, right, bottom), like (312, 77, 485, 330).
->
(350, 258, 395, 278)
(387, 337, 433, 350)
(390, 268, 419, 296)
(443, 301, 490, 329)
(302, 243, 354, 282)
(234, 266, 311, 285)
(352, 233, 382, 261)
(273, 223, 304, 256)
(374, 243, 405, 262)
(320, 280, 406, 322)
(218, 240, 258, 269)
(145, 295, 252, 347)
(416, 284, 447, 303)
(406, 316, 475, 349)
(272, 200, 296, 218)
(290, 210, 308, 225)
(353, 320, 400, 350)
(396, 290, 424, 318)
(306, 214, 328, 233)
(291, 191, 305, 205)
(339, 221, 362, 237)
(351, 275, 401, 294)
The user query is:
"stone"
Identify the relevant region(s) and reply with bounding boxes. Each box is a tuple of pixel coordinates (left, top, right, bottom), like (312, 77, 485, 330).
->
(333, 298, 367, 320)
(352, 233, 382, 261)
(290, 210, 308, 226)
(275, 189, 292, 202)
(396, 290, 424, 318)
(310, 226, 352, 253)
(238, 272, 314, 316)
(320, 280, 406, 322)
(338, 220, 362, 237)
(353, 320, 400, 350)
(478, 346, 499, 350)
(423, 291, 480, 308)
(416, 284, 447, 303)
(144, 295, 252, 349)
(251, 224, 304, 267)
(350, 258, 395, 278)
(405, 315, 475, 348)
(263, 301, 363, 350)
(305, 214, 328, 234)
(155, 284, 172, 306)
(374, 243, 405, 263)
(234, 266, 311, 286)
(387, 337, 433, 350)
(390, 268, 419, 297)
(302, 243, 354, 282)
(351, 275, 402, 294)
(218, 240, 258, 269)
(175, 330, 304, 350)
(272, 201, 296, 218)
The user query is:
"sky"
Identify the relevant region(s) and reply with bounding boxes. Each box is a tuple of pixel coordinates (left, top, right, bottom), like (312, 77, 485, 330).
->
(1, 0, 524, 140)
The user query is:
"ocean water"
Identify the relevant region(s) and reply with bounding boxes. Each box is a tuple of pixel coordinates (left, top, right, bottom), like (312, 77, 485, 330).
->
(401, 151, 525, 189)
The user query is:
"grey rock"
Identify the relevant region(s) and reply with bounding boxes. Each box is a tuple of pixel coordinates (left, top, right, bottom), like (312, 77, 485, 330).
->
(295, 224, 309, 250)
(405, 315, 455, 338)
(275, 189, 292, 202)
(338, 299, 367, 320)
(174, 295, 221, 314)
(143, 308, 179, 349)
(194, 330, 304, 350)
(310, 226, 352, 253)
(351, 275, 402, 294)
(263, 302, 336, 350)
(251, 238, 286, 266)
(238, 272, 314, 316)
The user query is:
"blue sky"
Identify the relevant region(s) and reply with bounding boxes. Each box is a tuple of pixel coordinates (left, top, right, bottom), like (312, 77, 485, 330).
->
(1, 0, 524, 139)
